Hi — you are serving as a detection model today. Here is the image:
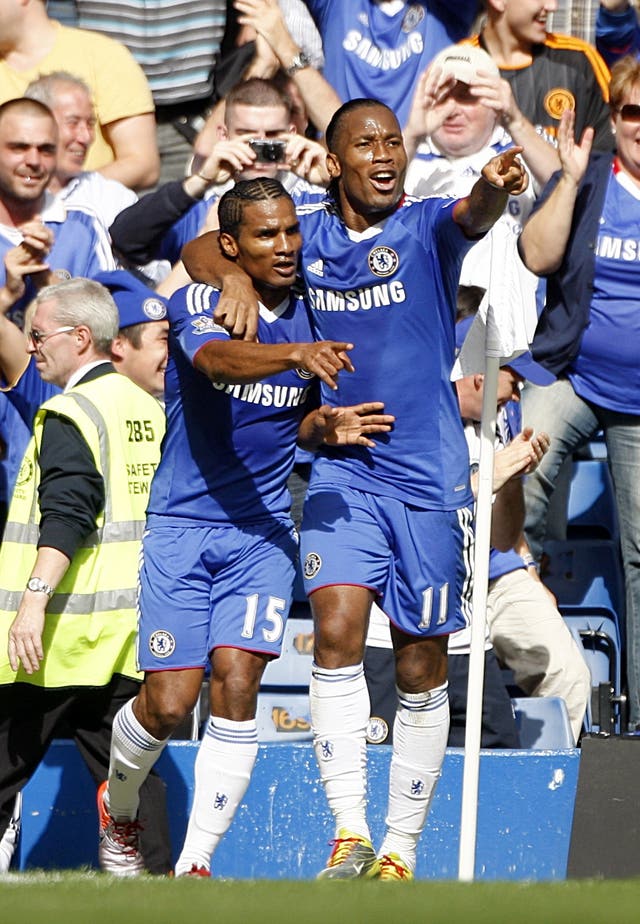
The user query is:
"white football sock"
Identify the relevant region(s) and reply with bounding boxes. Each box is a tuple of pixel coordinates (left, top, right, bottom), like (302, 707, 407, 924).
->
(107, 698, 168, 820)
(0, 793, 21, 873)
(174, 716, 258, 876)
(309, 661, 371, 841)
(379, 682, 449, 872)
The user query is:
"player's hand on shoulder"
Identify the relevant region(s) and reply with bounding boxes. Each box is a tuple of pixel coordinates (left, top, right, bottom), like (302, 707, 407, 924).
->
(213, 280, 260, 341)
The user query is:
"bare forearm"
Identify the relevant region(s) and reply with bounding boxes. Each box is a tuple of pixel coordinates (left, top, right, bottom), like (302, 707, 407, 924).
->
(454, 177, 508, 238)
(491, 479, 525, 551)
(0, 314, 30, 385)
(519, 175, 579, 274)
(297, 407, 326, 450)
(98, 156, 158, 191)
(506, 119, 560, 188)
(288, 69, 341, 134)
(26, 546, 72, 589)
(196, 340, 309, 382)
(182, 232, 233, 286)
(258, 27, 341, 132)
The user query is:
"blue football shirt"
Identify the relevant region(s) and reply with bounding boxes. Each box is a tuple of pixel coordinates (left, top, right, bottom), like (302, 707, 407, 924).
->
(570, 167, 640, 414)
(305, 0, 479, 126)
(147, 284, 318, 526)
(297, 194, 474, 510)
(0, 199, 114, 327)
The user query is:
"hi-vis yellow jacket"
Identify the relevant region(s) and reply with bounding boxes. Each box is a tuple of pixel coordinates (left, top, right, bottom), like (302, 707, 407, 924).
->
(0, 371, 165, 688)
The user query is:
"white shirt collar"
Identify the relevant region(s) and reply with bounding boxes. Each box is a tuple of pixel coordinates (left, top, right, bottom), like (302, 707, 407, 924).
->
(258, 294, 292, 323)
(39, 190, 67, 223)
(64, 360, 111, 392)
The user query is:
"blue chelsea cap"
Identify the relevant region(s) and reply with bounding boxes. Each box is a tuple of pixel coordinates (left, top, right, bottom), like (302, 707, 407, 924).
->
(93, 270, 168, 330)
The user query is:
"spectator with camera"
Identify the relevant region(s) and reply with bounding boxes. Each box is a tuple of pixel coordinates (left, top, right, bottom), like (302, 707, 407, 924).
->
(108, 77, 329, 287)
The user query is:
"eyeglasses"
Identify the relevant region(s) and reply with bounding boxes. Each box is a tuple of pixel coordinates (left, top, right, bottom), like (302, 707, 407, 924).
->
(615, 104, 640, 122)
(28, 325, 76, 346)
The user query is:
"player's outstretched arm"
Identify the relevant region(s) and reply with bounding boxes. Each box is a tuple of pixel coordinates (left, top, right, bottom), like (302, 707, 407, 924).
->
(182, 231, 260, 340)
(195, 339, 354, 390)
(453, 146, 528, 238)
(298, 402, 395, 450)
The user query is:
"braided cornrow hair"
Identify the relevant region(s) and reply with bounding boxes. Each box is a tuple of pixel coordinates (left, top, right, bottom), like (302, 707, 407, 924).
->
(218, 178, 292, 238)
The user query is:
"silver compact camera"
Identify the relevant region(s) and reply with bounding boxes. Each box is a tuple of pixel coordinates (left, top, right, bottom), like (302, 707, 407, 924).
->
(248, 139, 287, 163)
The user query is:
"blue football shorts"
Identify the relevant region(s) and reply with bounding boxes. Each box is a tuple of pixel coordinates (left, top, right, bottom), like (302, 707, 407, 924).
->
(136, 519, 298, 671)
(300, 484, 473, 637)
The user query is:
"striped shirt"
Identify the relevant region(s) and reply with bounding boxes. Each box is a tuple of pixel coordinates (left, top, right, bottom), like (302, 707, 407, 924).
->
(73, 1, 227, 104)
(547, 1, 599, 45)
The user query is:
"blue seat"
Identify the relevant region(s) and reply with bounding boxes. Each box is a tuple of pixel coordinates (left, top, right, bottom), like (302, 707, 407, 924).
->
(542, 538, 625, 624)
(511, 697, 575, 749)
(574, 431, 607, 461)
(567, 459, 619, 542)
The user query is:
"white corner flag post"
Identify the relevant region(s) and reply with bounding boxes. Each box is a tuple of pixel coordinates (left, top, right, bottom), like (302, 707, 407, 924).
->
(454, 223, 539, 882)
(457, 332, 499, 882)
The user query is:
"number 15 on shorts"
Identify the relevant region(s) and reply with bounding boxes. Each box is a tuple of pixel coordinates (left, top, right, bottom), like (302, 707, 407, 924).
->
(241, 594, 286, 644)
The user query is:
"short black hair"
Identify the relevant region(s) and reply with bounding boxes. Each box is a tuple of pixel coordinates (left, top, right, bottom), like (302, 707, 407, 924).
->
(325, 98, 395, 152)
(225, 77, 291, 119)
(0, 96, 55, 125)
(218, 178, 293, 238)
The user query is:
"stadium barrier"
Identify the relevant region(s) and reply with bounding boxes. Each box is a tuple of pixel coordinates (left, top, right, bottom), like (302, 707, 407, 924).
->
(18, 740, 579, 880)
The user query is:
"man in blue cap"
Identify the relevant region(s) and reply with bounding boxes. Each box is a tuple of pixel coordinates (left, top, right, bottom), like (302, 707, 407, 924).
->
(95, 270, 168, 400)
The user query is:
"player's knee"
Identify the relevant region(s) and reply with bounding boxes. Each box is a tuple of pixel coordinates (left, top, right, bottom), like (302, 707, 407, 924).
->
(314, 636, 364, 669)
(210, 657, 266, 720)
(313, 616, 367, 667)
(137, 680, 200, 736)
(395, 640, 447, 693)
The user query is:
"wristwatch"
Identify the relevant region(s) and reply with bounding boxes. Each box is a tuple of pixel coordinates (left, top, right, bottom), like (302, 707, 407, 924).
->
(285, 51, 311, 77)
(26, 576, 54, 598)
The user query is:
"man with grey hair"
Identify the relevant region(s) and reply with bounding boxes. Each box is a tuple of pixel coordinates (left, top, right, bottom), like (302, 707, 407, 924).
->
(0, 278, 171, 875)
(24, 72, 138, 231)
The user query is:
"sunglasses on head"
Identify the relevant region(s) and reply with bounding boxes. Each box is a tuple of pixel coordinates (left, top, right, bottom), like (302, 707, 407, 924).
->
(616, 103, 640, 122)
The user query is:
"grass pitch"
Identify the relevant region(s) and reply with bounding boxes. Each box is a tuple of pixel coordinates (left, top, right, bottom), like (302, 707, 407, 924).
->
(1, 873, 640, 924)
